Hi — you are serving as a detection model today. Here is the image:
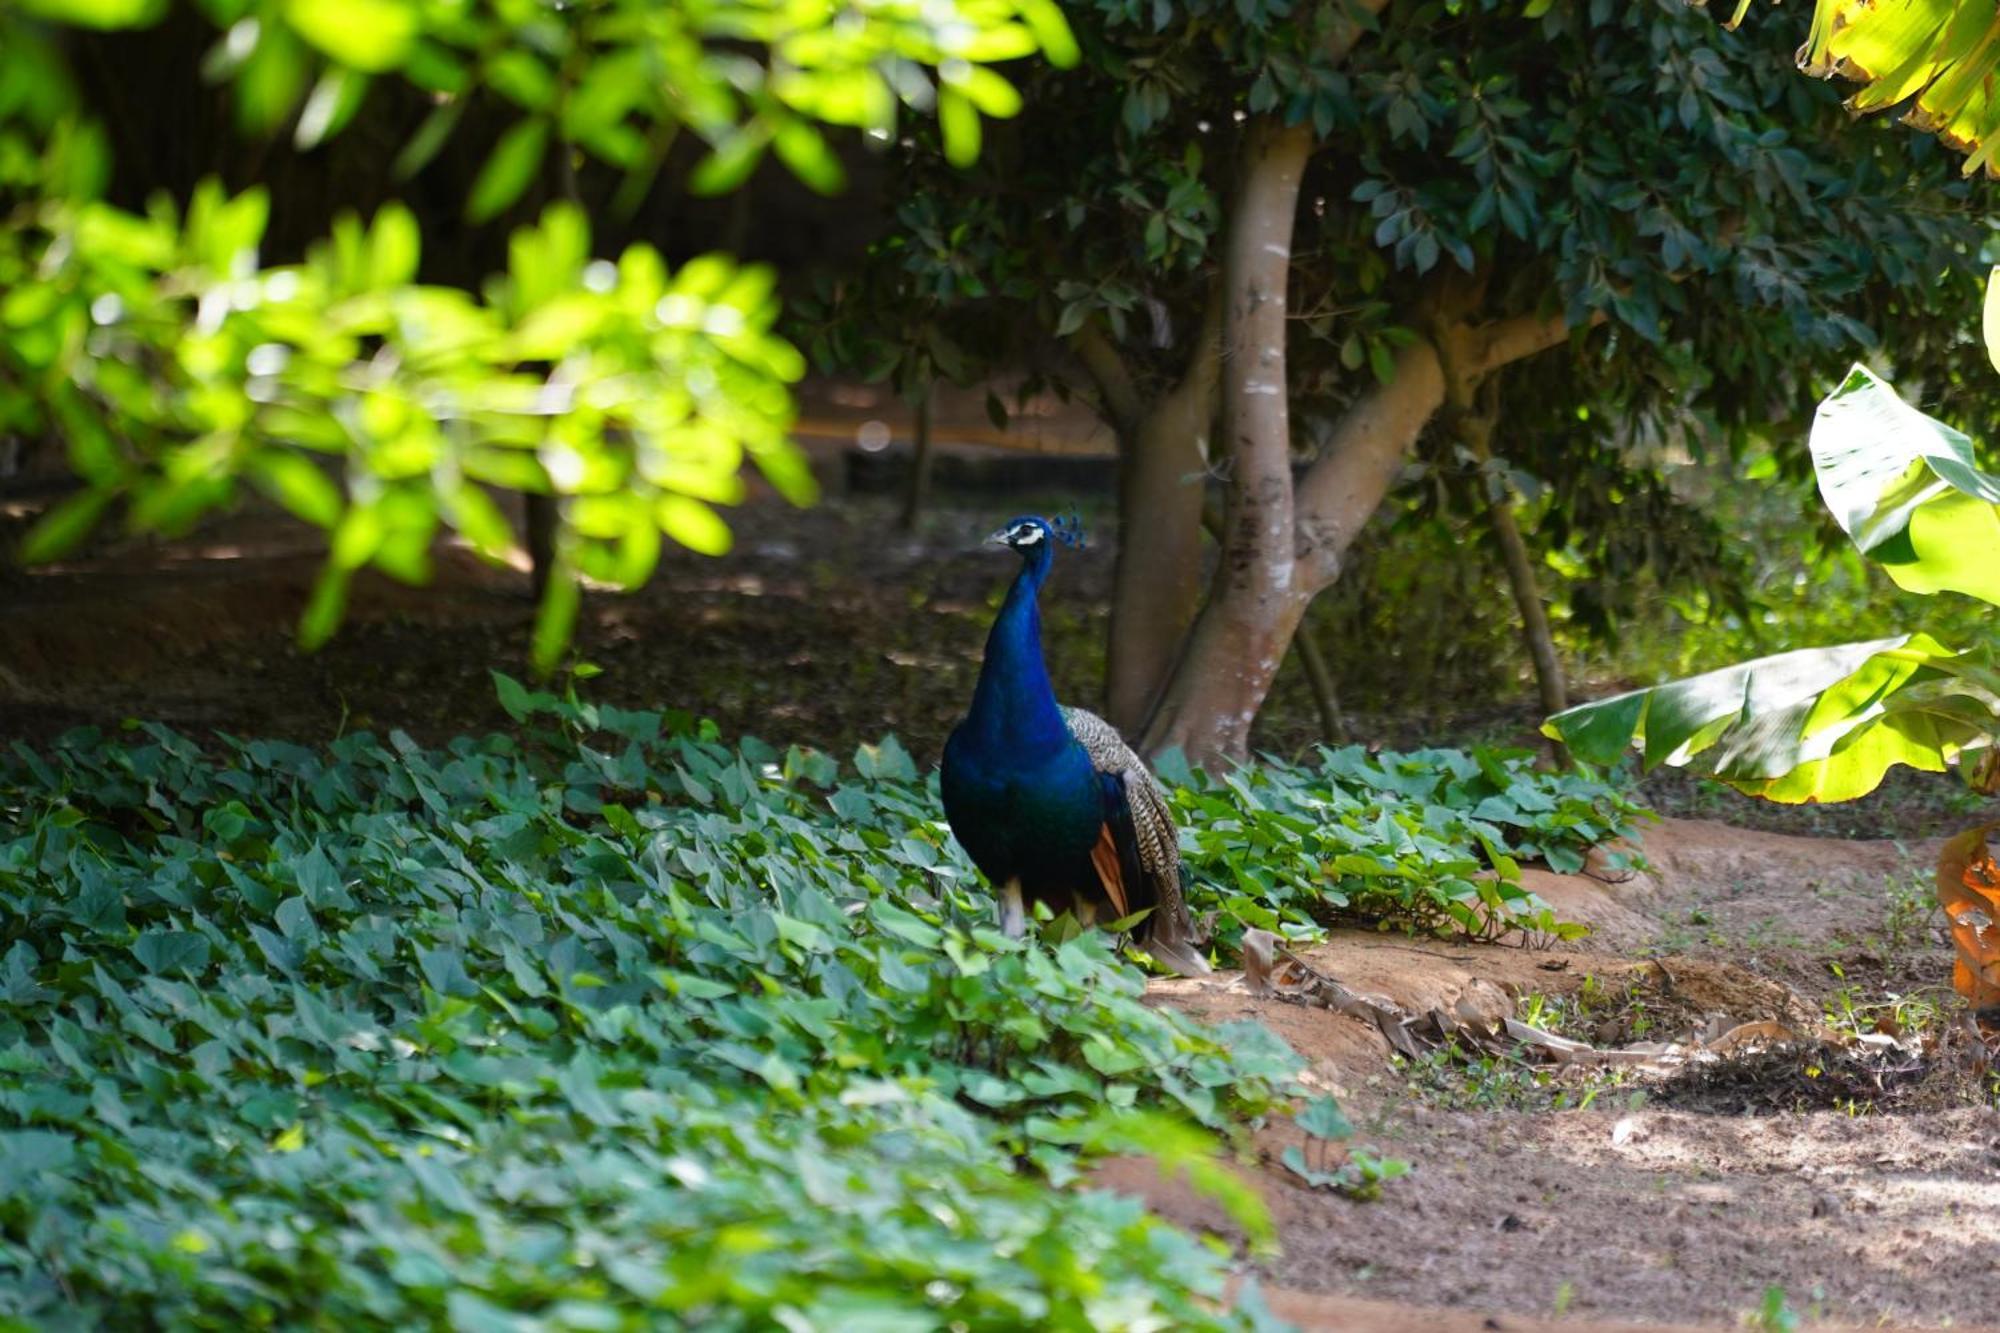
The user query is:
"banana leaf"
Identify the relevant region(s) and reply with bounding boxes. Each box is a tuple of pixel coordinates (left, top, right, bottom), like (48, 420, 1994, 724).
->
(1775, 0, 2000, 176)
(1546, 635, 2000, 803)
(1811, 365, 2000, 607)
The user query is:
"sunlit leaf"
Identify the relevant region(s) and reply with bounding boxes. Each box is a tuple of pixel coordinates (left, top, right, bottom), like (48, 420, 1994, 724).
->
(657, 494, 732, 555)
(1985, 265, 2000, 376)
(466, 117, 549, 223)
(1810, 365, 2000, 607)
(937, 88, 981, 167)
(772, 120, 844, 194)
(14, 0, 164, 27)
(248, 450, 342, 528)
(369, 202, 421, 287)
(1547, 635, 2000, 803)
(284, 0, 418, 74)
(530, 564, 580, 675)
(19, 489, 112, 563)
(294, 66, 369, 149)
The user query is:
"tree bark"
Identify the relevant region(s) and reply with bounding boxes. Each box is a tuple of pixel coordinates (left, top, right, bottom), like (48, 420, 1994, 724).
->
(1486, 485, 1568, 715)
(1141, 116, 1314, 763)
(1074, 298, 1223, 734)
(524, 492, 557, 600)
(897, 390, 934, 532)
(1462, 404, 1567, 754)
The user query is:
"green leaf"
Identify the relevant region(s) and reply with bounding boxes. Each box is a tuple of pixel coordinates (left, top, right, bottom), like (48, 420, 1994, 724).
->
(298, 565, 351, 650)
(19, 489, 112, 563)
(772, 120, 845, 195)
(1810, 365, 2000, 607)
(294, 67, 370, 150)
(689, 126, 772, 196)
(248, 451, 342, 528)
(393, 101, 463, 179)
(369, 203, 422, 287)
(467, 118, 549, 223)
(283, 0, 417, 73)
(1018, 0, 1080, 67)
(937, 88, 981, 168)
(1295, 1093, 1352, 1140)
(530, 568, 580, 677)
(15, 0, 164, 26)
(133, 931, 211, 975)
(1547, 635, 2000, 803)
(1984, 266, 2000, 376)
(491, 670, 533, 722)
(657, 495, 732, 555)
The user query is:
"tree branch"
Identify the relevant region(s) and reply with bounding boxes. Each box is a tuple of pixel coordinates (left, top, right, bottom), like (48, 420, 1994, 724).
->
(1326, 0, 1394, 64)
(1291, 339, 1446, 586)
(1465, 305, 1603, 378)
(1068, 319, 1145, 435)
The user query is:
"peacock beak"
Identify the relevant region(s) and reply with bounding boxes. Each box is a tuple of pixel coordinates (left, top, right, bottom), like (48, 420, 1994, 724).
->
(986, 527, 1013, 547)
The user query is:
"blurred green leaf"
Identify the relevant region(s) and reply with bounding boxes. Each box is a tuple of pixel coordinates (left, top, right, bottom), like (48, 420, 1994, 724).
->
(937, 88, 981, 167)
(18, 489, 112, 563)
(14, 0, 165, 28)
(466, 118, 549, 223)
(284, 0, 418, 73)
(657, 495, 732, 555)
(248, 451, 342, 528)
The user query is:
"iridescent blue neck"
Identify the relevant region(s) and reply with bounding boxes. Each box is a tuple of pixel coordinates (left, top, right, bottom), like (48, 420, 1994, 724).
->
(962, 543, 1070, 757)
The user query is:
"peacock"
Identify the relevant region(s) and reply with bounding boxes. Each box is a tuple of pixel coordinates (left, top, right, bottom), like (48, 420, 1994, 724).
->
(940, 514, 1212, 977)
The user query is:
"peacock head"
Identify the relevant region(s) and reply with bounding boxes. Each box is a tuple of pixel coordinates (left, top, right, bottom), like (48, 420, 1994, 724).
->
(986, 514, 1084, 559)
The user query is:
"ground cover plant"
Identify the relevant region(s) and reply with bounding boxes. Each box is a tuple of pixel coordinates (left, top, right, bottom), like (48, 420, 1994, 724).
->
(0, 674, 1640, 1327)
(1167, 744, 1646, 947)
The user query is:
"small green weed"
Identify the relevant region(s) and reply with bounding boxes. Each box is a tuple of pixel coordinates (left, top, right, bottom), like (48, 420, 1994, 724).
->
(1875, 866, 1942, 955)
(1746, 1285, 1800, 1332)
(1279, 1095, 1411, 1200)
(1391, 1038, 1644, 1113)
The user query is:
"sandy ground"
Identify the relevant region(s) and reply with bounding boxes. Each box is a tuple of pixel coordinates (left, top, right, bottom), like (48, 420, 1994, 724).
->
(1112, 820, 2000, 1330)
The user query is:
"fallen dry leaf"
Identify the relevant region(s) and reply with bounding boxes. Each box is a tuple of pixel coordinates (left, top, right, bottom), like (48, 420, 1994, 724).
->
(1936, 823, 2000, 1007)
(1703, 1019, 1797, 1057)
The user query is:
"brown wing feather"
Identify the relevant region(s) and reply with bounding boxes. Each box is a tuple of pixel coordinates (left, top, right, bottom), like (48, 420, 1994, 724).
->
(1089, 823, 1131, 919)
(1062, 707, 1210, 976)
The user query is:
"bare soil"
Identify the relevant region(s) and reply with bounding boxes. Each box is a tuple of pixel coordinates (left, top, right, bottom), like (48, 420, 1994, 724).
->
(1124, 819, 2000, 1330)
(5, 490, 1998, 1330)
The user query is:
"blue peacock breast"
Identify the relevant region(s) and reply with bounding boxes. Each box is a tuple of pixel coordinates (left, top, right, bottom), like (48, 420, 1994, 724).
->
(941, 732, 1102, 889)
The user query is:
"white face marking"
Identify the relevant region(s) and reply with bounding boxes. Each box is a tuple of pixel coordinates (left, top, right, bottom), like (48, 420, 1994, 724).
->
(1012, 523, 1045, 546)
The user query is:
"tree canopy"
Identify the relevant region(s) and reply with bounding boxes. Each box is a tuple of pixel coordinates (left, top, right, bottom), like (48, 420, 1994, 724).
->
(817, 0, 1994, 761)
(0, 0, 1075, 668)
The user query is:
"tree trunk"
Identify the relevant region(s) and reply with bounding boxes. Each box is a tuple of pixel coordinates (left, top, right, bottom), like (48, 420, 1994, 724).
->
(1486, 477, 1566, 721)
(1071, 297, 1223, 735)
(526, 131, 583, 603)
(898, 390, 934, 532)
(524, 492, 557, 600)
(1462, 401, 1567, 758)
(1141, 116, 1314, 765)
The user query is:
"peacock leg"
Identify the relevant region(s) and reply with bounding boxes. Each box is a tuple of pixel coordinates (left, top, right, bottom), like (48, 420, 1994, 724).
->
(999, 879, 1026, 937)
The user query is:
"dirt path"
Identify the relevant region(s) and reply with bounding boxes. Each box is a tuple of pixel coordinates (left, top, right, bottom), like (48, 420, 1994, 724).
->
(1128, 820, 2000, 1329)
